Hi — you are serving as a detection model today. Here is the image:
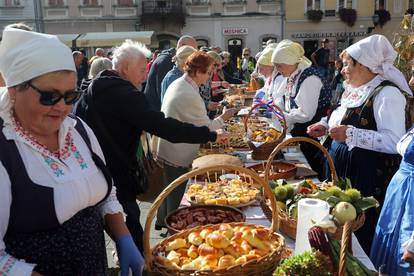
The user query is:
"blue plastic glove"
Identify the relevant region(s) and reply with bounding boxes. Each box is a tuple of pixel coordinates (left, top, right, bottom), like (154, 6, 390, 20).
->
(116, 234, 144, 276)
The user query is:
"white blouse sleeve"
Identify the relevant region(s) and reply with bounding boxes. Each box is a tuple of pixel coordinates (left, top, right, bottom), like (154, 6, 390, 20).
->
(0, 163, 36, 275)
(81, 119, 124, 217)
(344, 87, 406, 154)
(285, 75, 322, 129)
(403, 231, 414, 253)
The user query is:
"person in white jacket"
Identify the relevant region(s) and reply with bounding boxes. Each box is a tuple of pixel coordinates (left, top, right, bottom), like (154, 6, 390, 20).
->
(154, 51, 236, 229)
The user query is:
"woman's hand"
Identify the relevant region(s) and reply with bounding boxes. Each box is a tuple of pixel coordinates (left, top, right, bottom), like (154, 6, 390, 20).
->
(221, 81, 230, 88)
(329, 125, 349, 142)
(220, 108, 238, 121)
(215, 129, 229, 144)
(31, 272, 43, 276)
(207, 101, 219, 111)
(116, 235, 144, 276)
(402, 248, 414, 267)
(307, 123, 327, 138)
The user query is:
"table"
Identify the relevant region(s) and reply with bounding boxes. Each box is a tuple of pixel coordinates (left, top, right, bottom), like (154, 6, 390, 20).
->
(180, 146, 376, 271)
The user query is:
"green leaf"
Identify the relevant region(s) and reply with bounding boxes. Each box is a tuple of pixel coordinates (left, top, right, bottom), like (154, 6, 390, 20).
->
(353, 197, 380, 211)
(326, 196, 340, 208)
(308, 191, 332, 201)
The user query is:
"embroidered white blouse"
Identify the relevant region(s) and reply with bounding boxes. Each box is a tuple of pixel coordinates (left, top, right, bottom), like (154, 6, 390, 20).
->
(320, 75, 406, 154)
(273, 64, 323, 131)
(0, 93, 123, 275)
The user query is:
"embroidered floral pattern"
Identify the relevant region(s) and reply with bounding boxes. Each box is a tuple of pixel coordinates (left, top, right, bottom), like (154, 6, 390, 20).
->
(11, 116, 88, 174)
(0, 256, 17, 275)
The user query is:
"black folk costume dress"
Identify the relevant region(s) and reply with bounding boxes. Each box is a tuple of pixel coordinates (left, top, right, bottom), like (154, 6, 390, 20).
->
(0, 114, 122, 276)
(324, 76, 406, 254)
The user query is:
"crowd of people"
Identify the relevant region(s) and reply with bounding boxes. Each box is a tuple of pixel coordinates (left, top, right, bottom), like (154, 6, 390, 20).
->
(1, 22, 414, 276)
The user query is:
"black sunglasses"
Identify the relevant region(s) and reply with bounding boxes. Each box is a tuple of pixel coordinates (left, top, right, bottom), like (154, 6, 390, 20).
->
(28, 82, 82, 106)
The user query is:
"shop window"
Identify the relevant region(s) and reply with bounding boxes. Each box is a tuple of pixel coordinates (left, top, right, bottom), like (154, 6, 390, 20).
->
(306, 0, 321, 11)
(118, 0, 134, 5)
(196, 39, 209, 48)
(261, 37, 277, 49)
(375, 0, 386, 10)
(337, 0, 354, 9)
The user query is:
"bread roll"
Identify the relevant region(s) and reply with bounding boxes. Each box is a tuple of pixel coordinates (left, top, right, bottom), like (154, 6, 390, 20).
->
(200, 229, 213, 239)
(223, 242, 242, 258)
(205, 198, 217, 205)
(198, 243, 219, 257)
(187, 244, 198, 259)
(166, 250, 180, 264)
(188, 232, 203, 246)
(219, 224, 234, 240)
(231, 231, 243, 243)
(181, 261, 197, 270)
(201, 254, 218, 268)
(154, 256, 180, 269)
(216, 197, 227, 205)
(179, 256, 192, 266)
(240, 240, 252, 254)
(234, 254, 259, 265)
(252, 228, 269, 240)
(249, 249, 269, 257)
(165, 238, 187, 251)
(206, 233, 231, 249)
(242, 230, 270, 251)
(218, 255, 236, 268)
(176, 247, 189, 257)
(227, 197, 240, 205)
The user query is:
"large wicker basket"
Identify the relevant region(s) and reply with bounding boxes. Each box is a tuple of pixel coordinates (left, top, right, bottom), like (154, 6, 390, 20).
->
(143, 165, 284, 276)
(262, 137, 364, 241)
(243, 103, 287, 160)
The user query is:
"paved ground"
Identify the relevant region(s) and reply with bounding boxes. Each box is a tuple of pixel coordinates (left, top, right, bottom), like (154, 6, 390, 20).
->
(105, 200, 164, 268)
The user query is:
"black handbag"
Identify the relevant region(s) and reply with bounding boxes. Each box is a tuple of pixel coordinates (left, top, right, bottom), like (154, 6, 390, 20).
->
(85, 86, 148, 195)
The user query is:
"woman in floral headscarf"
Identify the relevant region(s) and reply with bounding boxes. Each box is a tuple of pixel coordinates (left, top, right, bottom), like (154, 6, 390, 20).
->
(307, 34, 410, 255)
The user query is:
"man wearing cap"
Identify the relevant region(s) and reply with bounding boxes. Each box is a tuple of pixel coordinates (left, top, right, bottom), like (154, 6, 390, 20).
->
(311, 38, 330, 79)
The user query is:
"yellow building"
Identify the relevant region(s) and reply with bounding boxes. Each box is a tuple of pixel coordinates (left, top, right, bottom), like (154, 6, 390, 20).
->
(285, 0, 412, 61)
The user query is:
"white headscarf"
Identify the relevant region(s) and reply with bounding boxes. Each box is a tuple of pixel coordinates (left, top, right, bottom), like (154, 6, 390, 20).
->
(0, 28, 76, 88)
(346, 34, 411, 95)
(271, 40, 312, 67)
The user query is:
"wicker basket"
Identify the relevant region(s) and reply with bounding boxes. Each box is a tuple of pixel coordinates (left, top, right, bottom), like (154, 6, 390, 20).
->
(143, 165, 284, 276)
(243, 103, 287, 160)
(262, 137, 364, 241)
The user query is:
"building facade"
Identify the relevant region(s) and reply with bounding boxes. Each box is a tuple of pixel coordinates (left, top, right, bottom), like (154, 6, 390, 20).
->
(183, 0, 281, 58)
(0, 0, 37, 31)
(285, 0, 410, 61)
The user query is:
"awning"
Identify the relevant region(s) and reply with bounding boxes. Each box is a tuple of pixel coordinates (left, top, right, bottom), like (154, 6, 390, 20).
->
(76, 31, 154, 48)
(56, 34, 79, 47)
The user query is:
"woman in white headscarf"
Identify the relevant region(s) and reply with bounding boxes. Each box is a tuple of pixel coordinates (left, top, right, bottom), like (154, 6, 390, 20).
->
(272, 40, 332, 176)
(307, 34, 410, 255)
(0, 28, 143, 275)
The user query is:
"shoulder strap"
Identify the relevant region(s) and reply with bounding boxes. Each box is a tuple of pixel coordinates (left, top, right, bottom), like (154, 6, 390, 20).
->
(0, 118, 17, 175)
(69, 114, 112, 204)
(369, 80, 396, 100)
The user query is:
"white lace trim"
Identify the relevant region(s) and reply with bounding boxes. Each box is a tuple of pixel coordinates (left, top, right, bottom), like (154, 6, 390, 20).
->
(345, 126, 385, 152)
(341, 75, 385, 108)
(99, 188, 123, 218)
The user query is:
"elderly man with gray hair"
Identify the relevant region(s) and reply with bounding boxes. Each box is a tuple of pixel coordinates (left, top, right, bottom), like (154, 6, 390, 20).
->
(75, 39, 227, 253)
(144, 35, 197, 111)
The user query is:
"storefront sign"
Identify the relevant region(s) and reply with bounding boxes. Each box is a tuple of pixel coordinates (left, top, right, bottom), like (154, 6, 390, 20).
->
(291, 31, 367, 39)
(223, 27, 248, 35)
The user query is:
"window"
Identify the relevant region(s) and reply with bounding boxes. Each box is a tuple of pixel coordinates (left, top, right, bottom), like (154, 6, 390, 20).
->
(306, 0, 321, 10)
(375, 0, 386, 10)
(3, 0, 22, 6)
(410, 0, 414, 8)
(83, 0, 99, 6)
(118, 0, 133, 5)
(48, 0, 64, 6)
(338, 0, 353, 9)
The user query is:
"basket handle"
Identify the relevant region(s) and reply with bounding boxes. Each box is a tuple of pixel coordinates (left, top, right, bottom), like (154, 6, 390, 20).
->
(243, 102, 287, 136)
(338, 221, 353, 276)
(143, 164, 279, 270)
(264, 136, 338, 184)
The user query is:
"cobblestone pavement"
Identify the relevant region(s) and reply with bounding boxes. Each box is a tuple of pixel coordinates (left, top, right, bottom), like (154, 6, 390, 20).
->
(105, 200, 164, 268)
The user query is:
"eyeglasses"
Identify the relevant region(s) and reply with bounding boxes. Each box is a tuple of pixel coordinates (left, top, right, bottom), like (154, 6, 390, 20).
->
(206, 70, 213, 76)
(214, 63, 220, 68)
(28, 82, 82, 106)
(243, 53, 249, 57)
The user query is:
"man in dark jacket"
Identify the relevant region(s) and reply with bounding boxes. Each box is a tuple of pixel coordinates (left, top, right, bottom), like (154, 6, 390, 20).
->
(75, 40, 226, 253)
(144, 35, 197, 111)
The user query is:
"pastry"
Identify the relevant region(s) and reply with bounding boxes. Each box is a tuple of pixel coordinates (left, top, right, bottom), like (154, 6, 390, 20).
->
(166, 250, 180, 264)
(165, 238, 187, 251)
(201, 254, 218, 268)
(206, 233, 231, 249)
(198, 243, 219, 258)
(242, 230, 271, 251)
(218, 255, 236, 268)
(188, 244, 199, 259)
(200, 229, 213, 239)
(188, 232, 203, 246)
